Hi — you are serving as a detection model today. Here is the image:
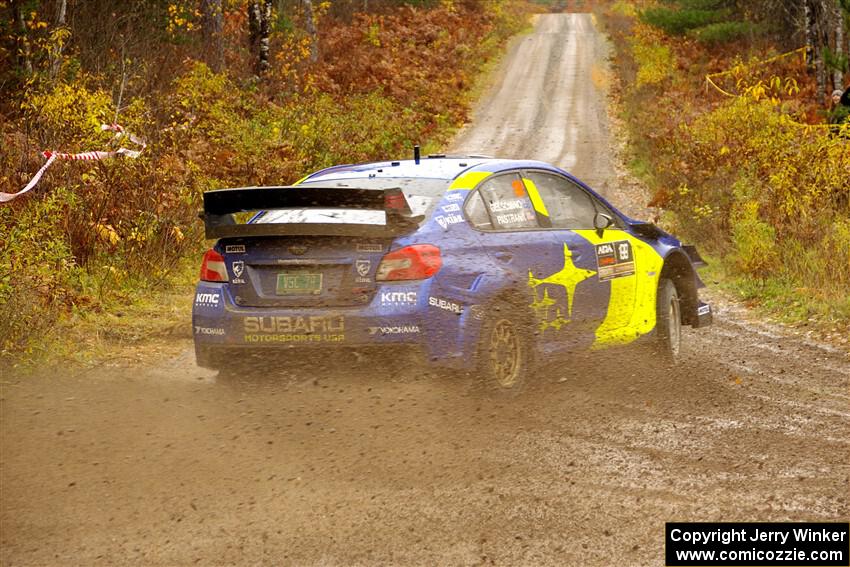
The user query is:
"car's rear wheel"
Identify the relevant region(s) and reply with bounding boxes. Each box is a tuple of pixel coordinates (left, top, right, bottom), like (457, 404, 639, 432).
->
(655, 278, 681, 361)
(477, 303, 532, 394)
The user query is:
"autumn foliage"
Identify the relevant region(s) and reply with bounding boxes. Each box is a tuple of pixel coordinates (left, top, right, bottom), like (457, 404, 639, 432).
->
(0, 1, 526, 357)
(604, 1, 850, 322)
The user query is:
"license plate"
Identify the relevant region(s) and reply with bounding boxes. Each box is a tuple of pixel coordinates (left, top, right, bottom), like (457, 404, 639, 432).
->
(276, 272, 323, 295)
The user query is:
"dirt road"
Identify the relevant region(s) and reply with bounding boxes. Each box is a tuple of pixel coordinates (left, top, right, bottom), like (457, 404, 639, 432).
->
(2, 13, 848, 567)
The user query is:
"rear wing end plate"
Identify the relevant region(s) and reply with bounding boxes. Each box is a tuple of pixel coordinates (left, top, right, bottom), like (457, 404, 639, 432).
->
(201, 186, 422, 240)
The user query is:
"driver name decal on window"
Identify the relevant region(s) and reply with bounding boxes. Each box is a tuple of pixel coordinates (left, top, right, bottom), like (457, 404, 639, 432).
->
(595, 240, 635, 281)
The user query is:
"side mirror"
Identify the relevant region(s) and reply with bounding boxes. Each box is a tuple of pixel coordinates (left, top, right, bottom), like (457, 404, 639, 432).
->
(594, 212, 614, 237)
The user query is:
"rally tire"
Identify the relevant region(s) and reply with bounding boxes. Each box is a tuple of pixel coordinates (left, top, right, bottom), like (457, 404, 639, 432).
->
(655, 278, 682, 362)
(476, 302, 533, 396)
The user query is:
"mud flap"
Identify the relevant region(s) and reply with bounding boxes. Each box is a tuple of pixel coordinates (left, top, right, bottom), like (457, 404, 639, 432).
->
(692, 301, 713, 328)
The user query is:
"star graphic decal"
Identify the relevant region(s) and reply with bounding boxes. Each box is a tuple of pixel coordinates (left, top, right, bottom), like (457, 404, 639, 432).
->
(529, 242, 597, 320)
(529, 286, 556, 320)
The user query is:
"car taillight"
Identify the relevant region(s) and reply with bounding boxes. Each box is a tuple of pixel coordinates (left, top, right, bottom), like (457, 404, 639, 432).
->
(199, 249, 228, 282)
(376, 245, 442, 281)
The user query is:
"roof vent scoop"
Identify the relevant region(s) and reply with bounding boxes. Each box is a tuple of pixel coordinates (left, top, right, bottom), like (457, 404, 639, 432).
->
(414, 144, 420, 165)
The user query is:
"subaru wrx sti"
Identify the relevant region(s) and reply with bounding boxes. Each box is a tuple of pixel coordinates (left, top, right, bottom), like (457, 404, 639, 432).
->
(193, 155, 712, 391)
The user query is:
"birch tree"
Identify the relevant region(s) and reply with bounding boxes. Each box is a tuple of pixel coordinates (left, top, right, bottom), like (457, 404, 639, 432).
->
(248, 0, 272, 76)
(834, 0, 846, 89)
(804, 0, 815, 67)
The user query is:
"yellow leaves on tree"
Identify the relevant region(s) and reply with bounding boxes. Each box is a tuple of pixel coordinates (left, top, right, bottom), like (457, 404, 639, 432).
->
(21, 81, 112, 149)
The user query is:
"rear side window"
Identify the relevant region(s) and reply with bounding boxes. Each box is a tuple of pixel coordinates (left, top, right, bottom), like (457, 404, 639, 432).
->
(523, 171, 597, 229)
(471, 173, 539, 231)
(464, 191, 493, 230)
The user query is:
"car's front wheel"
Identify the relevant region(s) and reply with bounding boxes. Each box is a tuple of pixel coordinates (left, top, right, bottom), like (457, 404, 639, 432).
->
(654, 278, 682, 361)
(476, 303, 532, 394)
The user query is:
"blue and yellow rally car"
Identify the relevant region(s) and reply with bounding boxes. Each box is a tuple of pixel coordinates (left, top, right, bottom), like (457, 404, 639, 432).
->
(193, 155, 712, 390)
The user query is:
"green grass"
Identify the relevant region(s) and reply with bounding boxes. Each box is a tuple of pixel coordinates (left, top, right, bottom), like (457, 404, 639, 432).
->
(1, 256, 197, 374)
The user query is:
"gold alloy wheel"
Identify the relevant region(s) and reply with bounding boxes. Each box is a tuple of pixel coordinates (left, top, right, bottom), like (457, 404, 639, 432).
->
(489, 319, 522, 388)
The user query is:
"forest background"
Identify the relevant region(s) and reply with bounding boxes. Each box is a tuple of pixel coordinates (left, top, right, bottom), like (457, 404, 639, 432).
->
(1, 0, 848, 366)
(0, 0, 528, 365)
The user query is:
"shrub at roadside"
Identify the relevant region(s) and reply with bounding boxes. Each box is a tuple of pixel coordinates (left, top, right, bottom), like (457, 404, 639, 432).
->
(663, 93, 850, 311)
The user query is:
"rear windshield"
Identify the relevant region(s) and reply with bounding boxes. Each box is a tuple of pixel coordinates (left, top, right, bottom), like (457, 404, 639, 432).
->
(256, 177, 451, 226)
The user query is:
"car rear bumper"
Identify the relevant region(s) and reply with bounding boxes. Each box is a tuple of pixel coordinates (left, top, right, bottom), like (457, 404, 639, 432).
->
(193, 281, 430, 344)
(191, 280, 479, 370)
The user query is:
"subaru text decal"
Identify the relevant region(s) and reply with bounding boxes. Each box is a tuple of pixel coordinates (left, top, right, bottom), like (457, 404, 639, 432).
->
(429, 296, 463, 314)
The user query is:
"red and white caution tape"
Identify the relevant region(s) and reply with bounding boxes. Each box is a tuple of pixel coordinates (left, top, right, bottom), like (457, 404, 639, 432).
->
(0, 153, 58, 204)
(0, 124, 146, 204)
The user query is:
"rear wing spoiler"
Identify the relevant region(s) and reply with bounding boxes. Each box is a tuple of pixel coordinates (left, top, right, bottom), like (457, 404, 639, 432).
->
(201, 186, 422, 239)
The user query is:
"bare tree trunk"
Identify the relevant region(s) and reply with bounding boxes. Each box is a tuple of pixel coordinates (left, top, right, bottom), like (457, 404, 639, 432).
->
(201, 0, 224, 72)
(248, 0, 272, 76)
(48, 0, 68, 82)
(258, 0, 272, 75)
(810, 0, 827, 101)
(11, 0, 32, 75)
(804, 0, 815, 67)
(304, 0, 319, 64)
(835, 0, 846, 89)
(249, 1, 261, 55)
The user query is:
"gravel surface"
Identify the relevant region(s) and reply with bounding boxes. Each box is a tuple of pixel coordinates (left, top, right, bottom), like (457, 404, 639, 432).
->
(2, 13, 848, 567)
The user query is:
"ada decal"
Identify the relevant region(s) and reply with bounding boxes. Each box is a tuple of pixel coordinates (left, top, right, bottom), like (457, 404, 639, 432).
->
(225, 244, 246, 254)
(380, 291, 417, 306)
(368, 325, 420, 336)
(357, 243, 383, 253)
(445, 192, 464, 202)
(194, 326, 225, 336)
(435, 214, 464, 230)
(595, 240, 636, 281)
(195, 292, 221, 308)
(356, 259, 371, 277)
(231, 261, 246, 284)
(429, 296, 463, 314)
